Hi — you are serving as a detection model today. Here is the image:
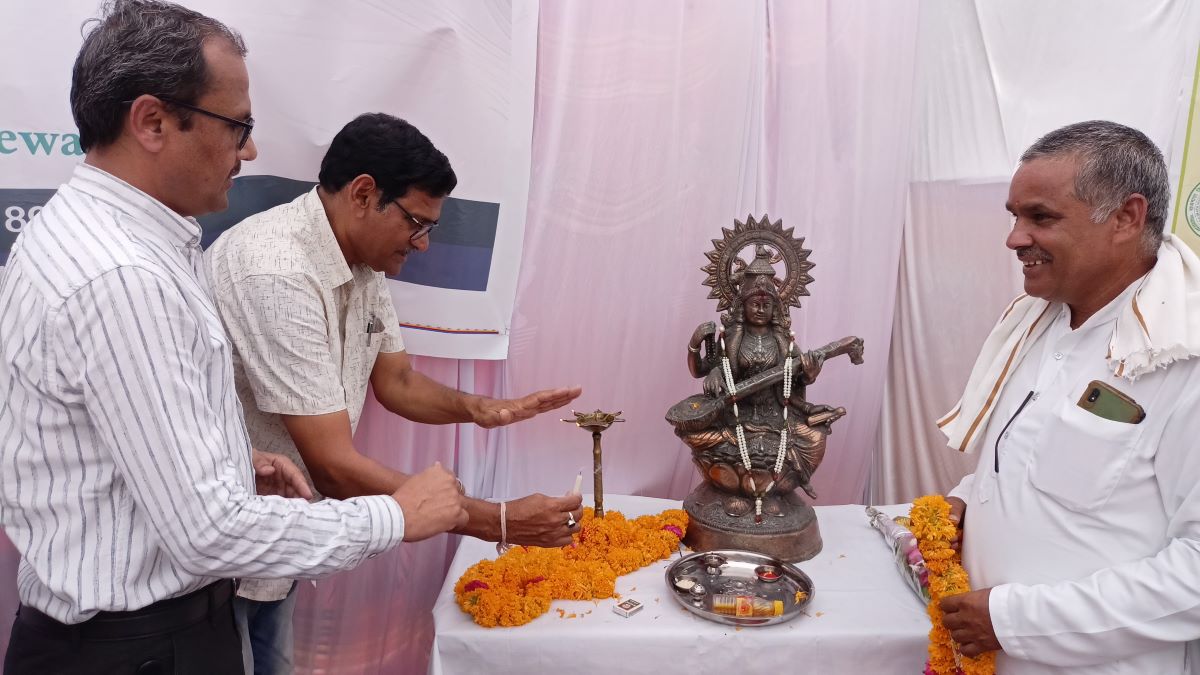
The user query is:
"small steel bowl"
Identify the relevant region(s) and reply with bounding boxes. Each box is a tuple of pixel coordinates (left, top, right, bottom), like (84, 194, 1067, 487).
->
(754, 564, 783, 583)
(701, 553, 726, 575)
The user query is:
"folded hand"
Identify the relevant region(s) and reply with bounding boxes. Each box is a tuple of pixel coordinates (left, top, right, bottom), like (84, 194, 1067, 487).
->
(503, 492, 584, 548)
(394, 462, 469, 542)
(252, 449, 313, 500)
(940, 588, 1000, 657)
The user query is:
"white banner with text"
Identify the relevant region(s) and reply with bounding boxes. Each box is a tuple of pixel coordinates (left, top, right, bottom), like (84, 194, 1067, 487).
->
(0, 0, 537, 359)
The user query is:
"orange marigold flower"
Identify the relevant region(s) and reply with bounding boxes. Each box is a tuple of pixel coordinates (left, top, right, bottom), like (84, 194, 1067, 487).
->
(909, 495, 994, 675)
(454, 508, 688, 627)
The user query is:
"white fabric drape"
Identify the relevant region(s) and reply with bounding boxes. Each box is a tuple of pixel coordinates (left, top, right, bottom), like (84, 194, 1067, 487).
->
(870, 0, 1200, 503)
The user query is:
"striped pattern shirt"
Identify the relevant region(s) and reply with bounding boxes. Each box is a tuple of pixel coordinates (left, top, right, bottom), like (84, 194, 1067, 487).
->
(0, 164, 405, 624)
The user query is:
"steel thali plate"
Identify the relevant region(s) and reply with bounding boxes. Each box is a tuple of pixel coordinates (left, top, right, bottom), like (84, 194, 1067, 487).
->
(664, 549, 814, 626)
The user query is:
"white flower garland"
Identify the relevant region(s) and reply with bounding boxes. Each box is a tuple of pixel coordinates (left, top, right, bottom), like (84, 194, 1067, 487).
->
(718, 327, 796, 520)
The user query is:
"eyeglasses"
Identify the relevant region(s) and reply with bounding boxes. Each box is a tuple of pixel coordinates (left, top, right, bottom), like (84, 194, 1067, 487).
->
(156, 96, 255, 150)
(391, 200, 439, 242)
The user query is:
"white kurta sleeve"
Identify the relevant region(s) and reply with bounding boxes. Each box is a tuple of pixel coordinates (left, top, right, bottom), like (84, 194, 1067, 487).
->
(948, 473, 975, 502)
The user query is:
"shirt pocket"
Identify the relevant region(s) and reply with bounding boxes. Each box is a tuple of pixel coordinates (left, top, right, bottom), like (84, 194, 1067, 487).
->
(342, 310, 384, 398)
(1029, 398, 1141, 512)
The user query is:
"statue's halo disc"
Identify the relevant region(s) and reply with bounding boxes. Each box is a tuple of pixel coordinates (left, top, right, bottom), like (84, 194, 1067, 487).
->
(701, 215, 814, 312)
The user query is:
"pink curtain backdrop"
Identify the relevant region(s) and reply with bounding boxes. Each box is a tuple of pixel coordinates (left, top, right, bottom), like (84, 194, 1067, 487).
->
(297, 2, 919, 672)
(500, 0, 918, 508)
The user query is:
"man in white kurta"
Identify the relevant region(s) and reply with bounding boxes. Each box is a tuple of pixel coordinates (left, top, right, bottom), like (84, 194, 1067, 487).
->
(937, 121, 1200, 673)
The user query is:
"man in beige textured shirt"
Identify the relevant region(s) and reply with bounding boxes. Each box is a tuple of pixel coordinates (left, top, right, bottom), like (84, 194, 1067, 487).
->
(206, 113, 582, 674)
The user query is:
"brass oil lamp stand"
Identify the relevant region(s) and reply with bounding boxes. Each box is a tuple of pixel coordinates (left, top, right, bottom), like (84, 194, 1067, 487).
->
(561, 410, 624, 517)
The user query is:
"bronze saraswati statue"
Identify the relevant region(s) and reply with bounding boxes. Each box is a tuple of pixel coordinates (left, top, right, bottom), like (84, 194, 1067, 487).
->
(665, 215, 863, 561)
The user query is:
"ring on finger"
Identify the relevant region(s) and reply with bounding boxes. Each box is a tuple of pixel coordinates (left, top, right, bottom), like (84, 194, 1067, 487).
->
(566, 512, 577, 528)
(455, 478, 465, 495)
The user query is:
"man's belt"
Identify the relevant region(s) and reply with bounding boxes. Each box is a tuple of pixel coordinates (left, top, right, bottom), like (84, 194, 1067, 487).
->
(15, 579, 234, 641)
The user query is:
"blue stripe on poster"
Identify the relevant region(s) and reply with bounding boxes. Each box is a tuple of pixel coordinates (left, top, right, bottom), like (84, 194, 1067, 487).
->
(389, 197, 498, 291)
(197, 175, 313, 247)
(0, 178, 499, 292)
(392, 240, 494, 291)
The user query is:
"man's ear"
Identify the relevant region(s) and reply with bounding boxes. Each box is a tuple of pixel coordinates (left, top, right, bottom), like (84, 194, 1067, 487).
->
(126, 94, 168, 153)
(347, 174, 378, 214)
(1110, 193, 1149, 247)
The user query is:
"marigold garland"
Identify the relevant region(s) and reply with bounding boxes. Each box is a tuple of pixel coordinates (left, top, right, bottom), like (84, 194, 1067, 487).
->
(454, 507, 688, 627)
(909, 495, 995, 675)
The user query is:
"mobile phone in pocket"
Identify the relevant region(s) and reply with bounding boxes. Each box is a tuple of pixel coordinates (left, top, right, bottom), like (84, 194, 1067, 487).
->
(1076, 380, 1145, 424)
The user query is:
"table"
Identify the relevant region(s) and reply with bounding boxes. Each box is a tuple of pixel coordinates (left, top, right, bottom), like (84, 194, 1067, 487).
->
(431, 495, 930, 674)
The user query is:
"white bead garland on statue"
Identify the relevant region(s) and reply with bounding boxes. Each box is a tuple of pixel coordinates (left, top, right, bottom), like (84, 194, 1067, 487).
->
(718, 327, 797, 521)
(775, 333, 796, 476)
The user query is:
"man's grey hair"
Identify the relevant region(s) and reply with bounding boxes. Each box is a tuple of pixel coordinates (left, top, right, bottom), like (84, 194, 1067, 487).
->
(70, 0, 247, 151)
(1021, 120, 1170, 257)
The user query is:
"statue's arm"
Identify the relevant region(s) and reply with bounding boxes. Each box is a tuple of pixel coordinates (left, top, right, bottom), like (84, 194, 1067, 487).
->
(687, 321, 718, 378)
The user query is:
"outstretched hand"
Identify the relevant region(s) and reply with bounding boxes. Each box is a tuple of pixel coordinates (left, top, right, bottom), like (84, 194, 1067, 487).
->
(252, 449, 313, 500)
(471, 386, 582, 428)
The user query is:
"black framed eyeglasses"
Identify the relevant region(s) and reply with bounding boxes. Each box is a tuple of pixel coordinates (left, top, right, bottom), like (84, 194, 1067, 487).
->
(156, 96, 255, 150)
(391, 200, 439, 242)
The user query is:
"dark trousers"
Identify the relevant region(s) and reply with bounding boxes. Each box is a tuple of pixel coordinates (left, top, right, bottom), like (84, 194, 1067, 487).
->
(4, 580, 245, 675)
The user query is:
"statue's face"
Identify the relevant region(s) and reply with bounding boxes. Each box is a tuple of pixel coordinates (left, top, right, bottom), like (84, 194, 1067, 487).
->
(744, 295, 774, 326)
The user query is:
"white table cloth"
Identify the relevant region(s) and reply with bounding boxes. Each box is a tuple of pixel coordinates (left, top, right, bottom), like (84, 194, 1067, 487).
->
(430, 495, 929, 674)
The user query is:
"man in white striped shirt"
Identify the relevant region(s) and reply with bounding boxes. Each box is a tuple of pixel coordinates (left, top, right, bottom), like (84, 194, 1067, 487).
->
(0, 2, 466, 673)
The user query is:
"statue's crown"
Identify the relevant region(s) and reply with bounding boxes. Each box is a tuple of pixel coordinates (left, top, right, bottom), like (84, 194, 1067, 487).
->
(738, 245, 779, 299)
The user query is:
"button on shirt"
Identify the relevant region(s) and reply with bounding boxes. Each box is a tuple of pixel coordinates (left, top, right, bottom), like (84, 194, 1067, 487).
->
(951, 281, 1200, 673)
(0, 165, 405, 623)
(205, 188, 404, 601)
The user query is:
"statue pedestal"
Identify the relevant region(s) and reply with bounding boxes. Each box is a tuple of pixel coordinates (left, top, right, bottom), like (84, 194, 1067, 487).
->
(682, 482, 822, 562)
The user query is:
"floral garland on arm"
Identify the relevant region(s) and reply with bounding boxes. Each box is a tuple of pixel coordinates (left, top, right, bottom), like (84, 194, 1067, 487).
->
(909, 495, 995, 675)
(454, 508, 688, 627)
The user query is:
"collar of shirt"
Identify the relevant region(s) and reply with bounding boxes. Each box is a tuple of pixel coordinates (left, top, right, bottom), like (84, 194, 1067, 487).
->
(300, 188, 354, 290)
(1041, 273, 1148, 360)
(1081, 273, 1146, 330)
(1036, 280, 1142, 388)
(69, 163, 203, 250)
